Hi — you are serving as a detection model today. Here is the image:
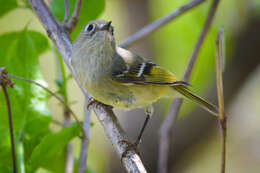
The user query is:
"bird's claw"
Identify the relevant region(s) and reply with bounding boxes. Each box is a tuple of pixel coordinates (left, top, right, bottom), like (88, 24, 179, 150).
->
(120, 140, 140, 161)
(87, 98, 99, 110)
(87, 98, 113, 110)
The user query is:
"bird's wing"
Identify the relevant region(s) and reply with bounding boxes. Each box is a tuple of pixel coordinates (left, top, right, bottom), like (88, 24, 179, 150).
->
(111, 47, 190, 87)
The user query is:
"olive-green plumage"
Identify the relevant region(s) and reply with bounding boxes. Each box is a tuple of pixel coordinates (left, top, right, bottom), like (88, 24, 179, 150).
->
(72, 20, 218, 116)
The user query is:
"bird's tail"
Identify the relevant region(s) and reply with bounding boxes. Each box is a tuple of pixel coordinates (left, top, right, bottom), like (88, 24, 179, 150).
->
(172, 86, 219, 116)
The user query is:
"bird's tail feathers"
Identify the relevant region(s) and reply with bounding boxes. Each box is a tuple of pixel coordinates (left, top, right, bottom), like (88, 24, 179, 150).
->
(172, 86, 219, 116)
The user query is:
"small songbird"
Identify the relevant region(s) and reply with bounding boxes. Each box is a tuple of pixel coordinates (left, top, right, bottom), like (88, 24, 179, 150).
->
(71, 20, 218, 150)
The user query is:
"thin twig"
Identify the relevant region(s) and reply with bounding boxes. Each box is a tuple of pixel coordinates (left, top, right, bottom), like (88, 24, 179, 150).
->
(8, 74, 86, 138)
(183, 0, 220, 81)
(0, 68, 17, 173)
(52, 119, 65, 127)
(158, 0, 221, 172)
(28, 0, 146, 172)
(78, 99, 91, 173)
(65, 0, 82, 33)
(216, 28, 226, 173)
(57, 63, 74, 172)
(56, 47, 74, 173)
(2, 86, 17, 173)
(119, 0, 205, 48)
(63, 0, 69, 23)
(28, 0, 72, 67)
(65, 133, 74, 173)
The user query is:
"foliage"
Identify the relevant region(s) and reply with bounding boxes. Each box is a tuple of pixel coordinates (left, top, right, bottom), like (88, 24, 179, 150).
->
(1, 0, 259, 172)
(28, 124, 80, 172)
(0, 0, 18, 17)
(0, 29, 51, 167)
(0, 0, 104, 172)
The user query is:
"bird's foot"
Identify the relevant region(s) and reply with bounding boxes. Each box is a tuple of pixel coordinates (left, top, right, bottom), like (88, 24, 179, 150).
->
(120, 140, 140, 160)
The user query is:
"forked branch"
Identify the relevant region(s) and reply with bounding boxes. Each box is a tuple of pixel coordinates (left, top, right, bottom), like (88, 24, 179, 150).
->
(28, 0, 146, 172)
(63, 0, 82, 33)
(158, 0, 221, 172)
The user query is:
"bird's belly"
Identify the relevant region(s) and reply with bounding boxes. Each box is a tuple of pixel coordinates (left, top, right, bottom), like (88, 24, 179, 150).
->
(87, 80, 171, 109)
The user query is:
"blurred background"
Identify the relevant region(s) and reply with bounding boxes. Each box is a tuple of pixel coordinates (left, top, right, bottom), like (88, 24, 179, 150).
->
(0, 0, 260, 172)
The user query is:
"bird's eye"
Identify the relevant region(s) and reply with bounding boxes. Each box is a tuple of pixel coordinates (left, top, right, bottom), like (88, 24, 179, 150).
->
(84, 24, 95, 33)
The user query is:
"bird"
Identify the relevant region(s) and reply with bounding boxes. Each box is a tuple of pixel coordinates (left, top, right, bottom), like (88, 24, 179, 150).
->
(71, 20, 218, 153)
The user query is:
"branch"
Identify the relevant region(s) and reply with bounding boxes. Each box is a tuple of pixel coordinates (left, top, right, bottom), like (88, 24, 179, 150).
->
(119, 0, 205, 48)
(216, 28, 226, 173)
(28, 0, 72, 67)
(65, 0, 82, 33)
(63, 0, 69, 23)
(78, 99, 91, 173)
(28, 0, 147, 172)
(158, 0, 221, 172)
(0, 68, 17, 173)
(183, 0, 220, 81)
(92, 105, 147, 173)
(55, 47, 74, 173)
(65, 137, 74, 173)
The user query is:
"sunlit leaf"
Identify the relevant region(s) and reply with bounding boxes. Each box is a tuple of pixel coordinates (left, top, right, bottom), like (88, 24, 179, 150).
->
(0, 29, 51, 167)
(0, 0, 18, 17)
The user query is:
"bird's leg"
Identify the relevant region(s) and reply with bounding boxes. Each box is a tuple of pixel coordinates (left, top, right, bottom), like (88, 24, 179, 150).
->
(121, 105, 153, 158)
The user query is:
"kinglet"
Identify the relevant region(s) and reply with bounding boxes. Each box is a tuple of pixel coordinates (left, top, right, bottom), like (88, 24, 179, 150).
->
(72, 20, 218, 149)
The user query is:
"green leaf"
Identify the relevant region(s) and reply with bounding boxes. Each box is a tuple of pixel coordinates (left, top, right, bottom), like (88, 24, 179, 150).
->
(0, 166, 12, 173)
(50, 0, 105, 40)
(0, 30, 51, 167)
(22, 0, 31, 9)
(23, 116, 52, 163)
(0, 0, 18, 17)
(28, 124, 80, 172)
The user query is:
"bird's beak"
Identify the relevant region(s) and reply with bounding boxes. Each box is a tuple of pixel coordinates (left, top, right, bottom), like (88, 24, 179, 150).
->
(100, 21, 112, 31)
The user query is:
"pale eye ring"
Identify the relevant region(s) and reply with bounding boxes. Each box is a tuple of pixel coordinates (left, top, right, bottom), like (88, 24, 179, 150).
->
(84, 24, 95, 33)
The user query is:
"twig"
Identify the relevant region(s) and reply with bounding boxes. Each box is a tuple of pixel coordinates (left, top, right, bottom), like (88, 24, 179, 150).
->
(56, 47, 74, 173)
(158, 0, 221, 172)
(52, 119, 65, 127)
(78, 99, 91, 173)
(158, 99, 182, 173)
(28, 0, 72, 67)
(65, 135, 74, 173)
(63, 0, 69, 23)
(65, 0, 82, 33)
(28, 0, 147, 172)
(119, 0, 205, 48)
(216, 28, 226, 173)
(0, 68, 17, 173)
(61, 78, 74, 173)
(183, 0, 220, 81)
(2, 86, 17, 173)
